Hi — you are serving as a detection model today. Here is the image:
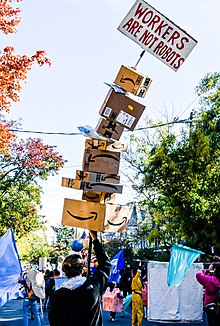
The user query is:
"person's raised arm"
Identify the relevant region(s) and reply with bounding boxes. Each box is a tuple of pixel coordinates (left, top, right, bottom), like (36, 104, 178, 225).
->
(89, 230, 97, 241)
(88, 230, 111, 277)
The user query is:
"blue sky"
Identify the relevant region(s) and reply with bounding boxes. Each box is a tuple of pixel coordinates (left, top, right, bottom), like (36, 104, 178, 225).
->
(2, 0, 220, 225)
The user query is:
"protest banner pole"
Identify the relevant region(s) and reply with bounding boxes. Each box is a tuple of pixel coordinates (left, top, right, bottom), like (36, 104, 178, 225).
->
(87, 234, 92, 278)
(133, 50, 145, 69)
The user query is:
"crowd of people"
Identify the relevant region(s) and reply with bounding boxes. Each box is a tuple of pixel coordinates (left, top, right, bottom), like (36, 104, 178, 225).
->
(17, 232, 220, 326)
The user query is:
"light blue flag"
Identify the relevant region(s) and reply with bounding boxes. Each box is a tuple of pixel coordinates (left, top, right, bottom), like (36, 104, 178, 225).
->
(122, 294, 132, 316)
(167, 243, 204, 287)
(0, 228, 22, 307)
(77, 125, 110, 140)
(104, 82, 126, 94)
(108, 250, 124, 284)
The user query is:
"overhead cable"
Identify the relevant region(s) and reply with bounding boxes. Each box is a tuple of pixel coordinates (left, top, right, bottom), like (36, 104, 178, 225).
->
(9, 118, 192, 136)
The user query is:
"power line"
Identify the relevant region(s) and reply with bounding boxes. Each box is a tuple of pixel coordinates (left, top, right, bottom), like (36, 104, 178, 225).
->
(177, 95, 200, 119)
(9, 118, 191, 136)
(9, 129, 81, 136)
(134, 118, 190, 131)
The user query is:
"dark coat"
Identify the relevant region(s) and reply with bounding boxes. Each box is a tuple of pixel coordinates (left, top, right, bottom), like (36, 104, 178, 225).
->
(48, 239, 111, 326)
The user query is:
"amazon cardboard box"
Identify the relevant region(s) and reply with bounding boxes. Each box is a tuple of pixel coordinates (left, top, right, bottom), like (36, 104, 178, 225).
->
(99, 88, 145, 131)
(85, 139, 128, 152)
(75, 170, 120, 184)
(114, 65, 152, 98)
(62, 177, 123, 194)
(82, 191, 115, 203)
(82, 148, 120, 175)
(95, 118, 124, 141)
(62, 198, 131, 233)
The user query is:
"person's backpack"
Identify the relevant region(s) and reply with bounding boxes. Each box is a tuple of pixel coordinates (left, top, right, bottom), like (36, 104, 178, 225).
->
(26, 270, 45, 300)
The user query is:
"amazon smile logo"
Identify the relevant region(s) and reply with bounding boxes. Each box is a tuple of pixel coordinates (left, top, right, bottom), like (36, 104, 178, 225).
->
(67, 210, 98, 221)
(107, 216, 127, 226)
(88, 153, 119, 162)
(83, 193, 100, 200)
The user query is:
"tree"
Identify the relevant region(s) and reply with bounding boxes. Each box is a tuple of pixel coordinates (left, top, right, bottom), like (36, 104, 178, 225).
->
(0, 1, 51, 153)
(0, 0, 22, 35)
(104, 238, 134, 266)
(52, 225, 78, 246)
(0, 1, 65, 240)
(124, 72, 220, 254)
(49, 225, 79, 262)
(17, 230, 52, 265)
(0, 138, 65, 237)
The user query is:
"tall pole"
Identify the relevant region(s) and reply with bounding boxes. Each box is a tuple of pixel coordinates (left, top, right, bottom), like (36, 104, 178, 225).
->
(189, 110, 194, 148)
(133, 50, 145, 69)
(87, 234, 92, 278)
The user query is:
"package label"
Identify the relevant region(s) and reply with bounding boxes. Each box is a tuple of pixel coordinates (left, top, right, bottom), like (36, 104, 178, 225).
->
(116, 111, 136, 128)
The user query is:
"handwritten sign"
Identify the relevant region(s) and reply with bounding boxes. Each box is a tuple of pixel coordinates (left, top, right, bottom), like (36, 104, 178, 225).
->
(118, 0, 197, 71)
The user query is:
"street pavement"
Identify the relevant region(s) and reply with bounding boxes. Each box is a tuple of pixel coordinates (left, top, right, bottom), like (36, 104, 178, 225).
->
(0, 298, 208, 325)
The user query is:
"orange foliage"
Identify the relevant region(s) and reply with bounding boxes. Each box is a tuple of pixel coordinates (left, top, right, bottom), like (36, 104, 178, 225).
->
(0, 117, 15, 154)
(0, 46, 51, 113)
(0, 0, 52, 154)
(0, 0, 22, 34)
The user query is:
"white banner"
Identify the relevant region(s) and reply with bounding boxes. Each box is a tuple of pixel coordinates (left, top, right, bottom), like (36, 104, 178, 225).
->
(148, 261, 204, 322)
(118, 0, 197, 71)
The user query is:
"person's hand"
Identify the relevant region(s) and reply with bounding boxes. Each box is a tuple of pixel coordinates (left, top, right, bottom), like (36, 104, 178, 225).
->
(89, 230, 97, 240)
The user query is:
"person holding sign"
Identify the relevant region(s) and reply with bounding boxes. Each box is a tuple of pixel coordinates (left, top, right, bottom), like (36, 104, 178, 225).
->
(48, 230, 112, 326)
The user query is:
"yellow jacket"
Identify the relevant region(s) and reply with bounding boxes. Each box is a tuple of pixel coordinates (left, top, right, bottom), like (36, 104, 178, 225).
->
(131, 270, 142, 295)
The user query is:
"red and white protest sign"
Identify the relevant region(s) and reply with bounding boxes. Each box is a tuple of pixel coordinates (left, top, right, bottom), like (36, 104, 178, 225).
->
(118, 0, 197, 71)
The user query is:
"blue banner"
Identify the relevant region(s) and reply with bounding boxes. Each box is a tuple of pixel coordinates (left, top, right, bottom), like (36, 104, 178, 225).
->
(0, 228, 22, 307)
(167, 243, 204, 287)
(108, 250, 124, 284)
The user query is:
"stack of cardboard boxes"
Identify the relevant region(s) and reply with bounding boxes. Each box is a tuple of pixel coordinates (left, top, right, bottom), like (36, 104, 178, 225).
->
(61, 65, 152, 233)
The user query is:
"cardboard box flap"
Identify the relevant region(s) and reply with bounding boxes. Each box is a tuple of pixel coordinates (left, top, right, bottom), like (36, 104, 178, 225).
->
(104, 204, 131, 233)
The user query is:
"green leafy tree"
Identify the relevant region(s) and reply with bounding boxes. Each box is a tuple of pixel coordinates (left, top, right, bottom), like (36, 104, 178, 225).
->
(0, 183, 41, 238)
(17, 230, 52, 265)
(52, 225, 77, 246)
(0, 138, 65, 237)
(49, 225, 78, 262)
(124, 72, 220, 254)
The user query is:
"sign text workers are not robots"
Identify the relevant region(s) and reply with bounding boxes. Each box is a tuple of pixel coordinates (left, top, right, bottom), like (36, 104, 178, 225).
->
(118, 0, 197, 71)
